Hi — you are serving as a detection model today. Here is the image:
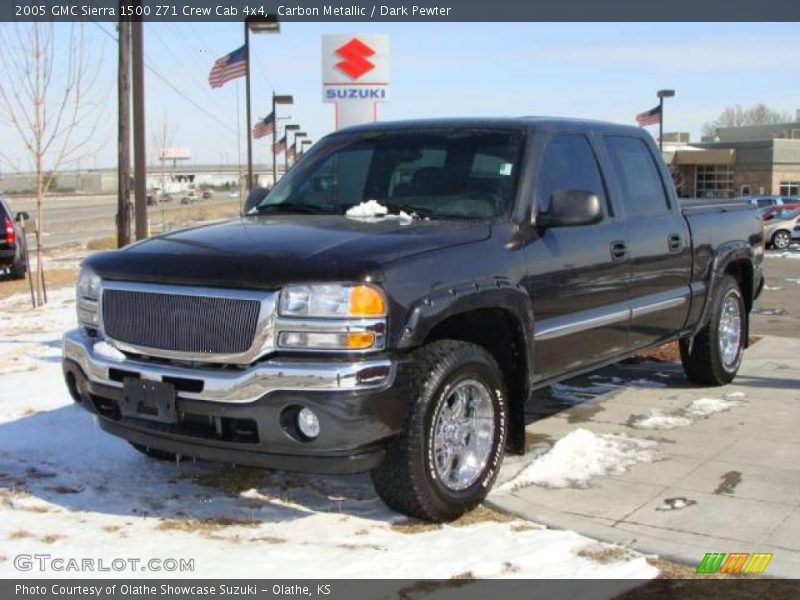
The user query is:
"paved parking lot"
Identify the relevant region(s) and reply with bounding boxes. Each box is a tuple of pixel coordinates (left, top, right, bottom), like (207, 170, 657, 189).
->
(489, 251, 800, 577)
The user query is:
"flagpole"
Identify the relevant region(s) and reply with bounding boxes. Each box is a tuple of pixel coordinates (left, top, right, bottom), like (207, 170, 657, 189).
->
(271, 93, 277, 187)
(244, 22, 253, 192)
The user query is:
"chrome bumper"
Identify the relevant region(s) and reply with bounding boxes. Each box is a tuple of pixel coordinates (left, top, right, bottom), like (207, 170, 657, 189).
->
(62, 329, 396, 404)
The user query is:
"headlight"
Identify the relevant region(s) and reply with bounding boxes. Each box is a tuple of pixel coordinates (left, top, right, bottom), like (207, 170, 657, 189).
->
(76, 268, 101, 329)
(77, 267, 101, 301)
(279, 284, 386, 318)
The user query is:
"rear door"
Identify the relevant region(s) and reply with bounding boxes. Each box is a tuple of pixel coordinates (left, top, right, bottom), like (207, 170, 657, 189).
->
(525, 132, 630, 381)
(599, 135, 692, 350)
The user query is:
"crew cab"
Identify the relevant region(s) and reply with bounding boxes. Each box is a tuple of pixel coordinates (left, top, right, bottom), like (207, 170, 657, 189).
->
(63, 118, 764, 521)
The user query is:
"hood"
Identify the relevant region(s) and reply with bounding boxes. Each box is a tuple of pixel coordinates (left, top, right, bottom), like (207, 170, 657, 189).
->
(84, 215, 491, 289)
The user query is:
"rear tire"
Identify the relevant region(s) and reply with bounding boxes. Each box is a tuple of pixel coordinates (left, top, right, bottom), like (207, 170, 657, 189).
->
(371, 340, 508, 522)
(772, 230, 791, 250)
(10, 257, 26, 280)
(680, 275, 745, 386)
(129, 442, 181, 462)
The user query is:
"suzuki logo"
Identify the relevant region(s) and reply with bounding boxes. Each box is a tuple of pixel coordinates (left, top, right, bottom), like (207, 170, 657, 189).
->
(334, 38, 375, 80)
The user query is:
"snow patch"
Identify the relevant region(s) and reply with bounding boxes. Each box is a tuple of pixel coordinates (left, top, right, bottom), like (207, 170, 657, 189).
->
(345, 200, 412, 222)
(686, 397, 740, 418)
(629, 396, 741, 430)
(496, 429, 661, 491)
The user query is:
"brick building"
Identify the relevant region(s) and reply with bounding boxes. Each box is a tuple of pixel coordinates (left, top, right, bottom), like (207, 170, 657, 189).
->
(663, 121, 800, 198)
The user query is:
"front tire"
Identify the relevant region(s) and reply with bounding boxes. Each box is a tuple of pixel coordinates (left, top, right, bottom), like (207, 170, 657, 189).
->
(371, 340, 508, 522)
(680, 275, 746, 386)
(772, 230, 792, 250)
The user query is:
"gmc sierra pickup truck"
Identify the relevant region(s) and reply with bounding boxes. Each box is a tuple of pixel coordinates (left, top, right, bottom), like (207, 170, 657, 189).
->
(63, 118, 764, 521)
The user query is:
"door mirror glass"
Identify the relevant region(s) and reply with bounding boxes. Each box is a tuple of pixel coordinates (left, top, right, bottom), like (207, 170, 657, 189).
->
(537, 190, 602, 228)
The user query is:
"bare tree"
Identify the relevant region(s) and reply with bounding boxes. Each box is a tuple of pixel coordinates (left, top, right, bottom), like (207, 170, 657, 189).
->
(0, 23, 102, 306)
(702, 103, 793, 139)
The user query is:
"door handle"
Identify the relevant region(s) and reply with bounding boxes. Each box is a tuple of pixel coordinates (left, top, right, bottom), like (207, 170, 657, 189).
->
(610, 240, 627, 261)
(668, 234, 683, 253)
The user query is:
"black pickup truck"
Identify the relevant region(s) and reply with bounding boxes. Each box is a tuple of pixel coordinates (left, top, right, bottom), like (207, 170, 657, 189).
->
(63, 118, 764, 521)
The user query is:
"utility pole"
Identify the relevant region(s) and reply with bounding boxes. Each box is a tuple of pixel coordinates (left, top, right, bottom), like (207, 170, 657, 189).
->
(244, 21, 253, 192)
(132, 13, 147, 240)
(117, 15, 132, 248)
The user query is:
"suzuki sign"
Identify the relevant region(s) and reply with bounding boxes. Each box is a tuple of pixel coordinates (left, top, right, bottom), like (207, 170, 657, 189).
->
(322, 34, 389, 129)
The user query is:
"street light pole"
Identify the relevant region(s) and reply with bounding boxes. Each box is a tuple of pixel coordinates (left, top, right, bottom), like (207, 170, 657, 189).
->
(271, 94, 293, 185)
(244, 21, 252, 192)
(244, 15, 279, 192)
(657, 89, 675, 151)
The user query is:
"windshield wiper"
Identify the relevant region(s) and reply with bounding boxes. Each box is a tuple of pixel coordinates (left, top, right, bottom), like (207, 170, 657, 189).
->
(256, 203, 328, 215)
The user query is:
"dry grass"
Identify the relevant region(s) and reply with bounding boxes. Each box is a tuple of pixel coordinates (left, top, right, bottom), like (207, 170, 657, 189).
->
(86, 236, 117, 251)
(188, 467, 266, 497)
(40, 534, 66, 544)
(449, 505, 514, 527)
(450, 571, 475, 580)
(9, 529, 34, 540)
(156, 516, 258, 533)
(247, 535, 286, 544)
(510, 522, 539, 533)
(102, 525, 122, 533)
(577, 544, 634, 565)
(389, 519, 443, 534)
(0, 268, 78, 301)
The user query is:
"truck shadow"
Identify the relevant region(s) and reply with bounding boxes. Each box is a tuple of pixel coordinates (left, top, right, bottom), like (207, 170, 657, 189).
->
(0, 404, 392, 528)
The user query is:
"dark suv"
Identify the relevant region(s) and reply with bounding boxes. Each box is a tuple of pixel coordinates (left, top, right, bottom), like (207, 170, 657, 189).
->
(0, 197, 27, 280)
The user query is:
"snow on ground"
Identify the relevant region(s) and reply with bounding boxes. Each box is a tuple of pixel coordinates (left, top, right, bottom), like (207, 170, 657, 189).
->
(495, 429, 661, 492)
(0, 288, 657, 580)
(628, 395, 743, 430)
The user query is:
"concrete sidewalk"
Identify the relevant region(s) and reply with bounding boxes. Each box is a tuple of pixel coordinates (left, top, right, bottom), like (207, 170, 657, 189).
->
(489, 335, 800, 577)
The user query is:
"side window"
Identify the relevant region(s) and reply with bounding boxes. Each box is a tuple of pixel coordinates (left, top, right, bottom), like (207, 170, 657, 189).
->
(603, 136, 670, 217)
(538, 135, 607, 214)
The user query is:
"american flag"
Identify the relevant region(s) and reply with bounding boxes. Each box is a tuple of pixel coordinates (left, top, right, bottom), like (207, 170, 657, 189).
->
(636, 105, 661, 126)
(273, 136, 286, 155)
(208, 45, 247, 89)
(286, 144, 297, 164)
(253, 112, 275, 139)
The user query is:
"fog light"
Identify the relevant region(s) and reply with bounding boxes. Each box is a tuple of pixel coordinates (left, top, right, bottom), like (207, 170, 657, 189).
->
(297, 408, 320, 439)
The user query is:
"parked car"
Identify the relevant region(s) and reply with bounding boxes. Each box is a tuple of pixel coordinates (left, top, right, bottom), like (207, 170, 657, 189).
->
(146, 195, 158, 207)
(0, 197, 28, 280)
(744, 195, 800, 211)
(228, 189, 240, 199)
(202, 190, 213, 200)
(761, 203, 800, 222)
(180, 191, 198, 205)
(63, 118, 764, 521)
(763, 208, 800, 249)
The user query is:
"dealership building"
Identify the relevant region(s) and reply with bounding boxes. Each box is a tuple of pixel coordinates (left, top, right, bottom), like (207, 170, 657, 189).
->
(664, 118, 800, 199)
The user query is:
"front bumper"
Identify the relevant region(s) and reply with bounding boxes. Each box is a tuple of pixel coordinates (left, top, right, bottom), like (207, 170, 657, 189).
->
(62, 329, 409, 474)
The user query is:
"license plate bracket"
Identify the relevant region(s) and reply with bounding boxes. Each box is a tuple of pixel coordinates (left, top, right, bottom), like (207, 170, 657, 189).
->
(121, 378, 177, 424)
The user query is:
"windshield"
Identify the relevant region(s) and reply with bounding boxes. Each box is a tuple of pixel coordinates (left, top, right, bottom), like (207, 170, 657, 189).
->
(255, 129, 524, 219)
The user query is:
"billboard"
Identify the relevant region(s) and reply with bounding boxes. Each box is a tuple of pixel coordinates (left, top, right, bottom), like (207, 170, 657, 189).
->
(159, 147, 191, 161)
(322, 34, 390, 129)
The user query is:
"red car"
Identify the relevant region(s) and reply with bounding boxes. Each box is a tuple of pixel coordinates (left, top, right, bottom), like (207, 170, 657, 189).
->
(762, 203, 800, 222)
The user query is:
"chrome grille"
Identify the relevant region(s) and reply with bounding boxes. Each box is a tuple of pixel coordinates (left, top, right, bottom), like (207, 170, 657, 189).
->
(102, 288, 262, 355)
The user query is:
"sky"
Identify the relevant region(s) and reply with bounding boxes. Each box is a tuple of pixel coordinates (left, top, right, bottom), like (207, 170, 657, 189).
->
(1, 21, 798, 172)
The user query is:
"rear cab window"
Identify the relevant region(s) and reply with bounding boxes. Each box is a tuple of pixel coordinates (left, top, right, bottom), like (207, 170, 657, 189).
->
(602, 136, 671, 217)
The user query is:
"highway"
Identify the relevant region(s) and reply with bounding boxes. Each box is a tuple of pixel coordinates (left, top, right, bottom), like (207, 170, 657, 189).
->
(4, 193, 242, 248)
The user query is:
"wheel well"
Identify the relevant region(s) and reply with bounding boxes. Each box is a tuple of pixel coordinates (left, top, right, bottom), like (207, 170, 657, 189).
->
(424, 308, 528, 454)
(724, 259, 754, 313)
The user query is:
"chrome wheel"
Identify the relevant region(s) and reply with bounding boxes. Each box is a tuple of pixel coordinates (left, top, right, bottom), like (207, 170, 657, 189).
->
(432, 379, 496, 491)
(773, 231, 791, 250)
(718, 293, 742, 368)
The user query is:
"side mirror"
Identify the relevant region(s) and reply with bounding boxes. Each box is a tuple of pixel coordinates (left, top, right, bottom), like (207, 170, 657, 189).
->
(15, 211, 29, 222)
(537, 190, 602, 228)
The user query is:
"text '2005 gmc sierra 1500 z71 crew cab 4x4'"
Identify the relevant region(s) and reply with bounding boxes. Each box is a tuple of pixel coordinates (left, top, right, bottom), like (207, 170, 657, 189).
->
(63, 118, 764, 521)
